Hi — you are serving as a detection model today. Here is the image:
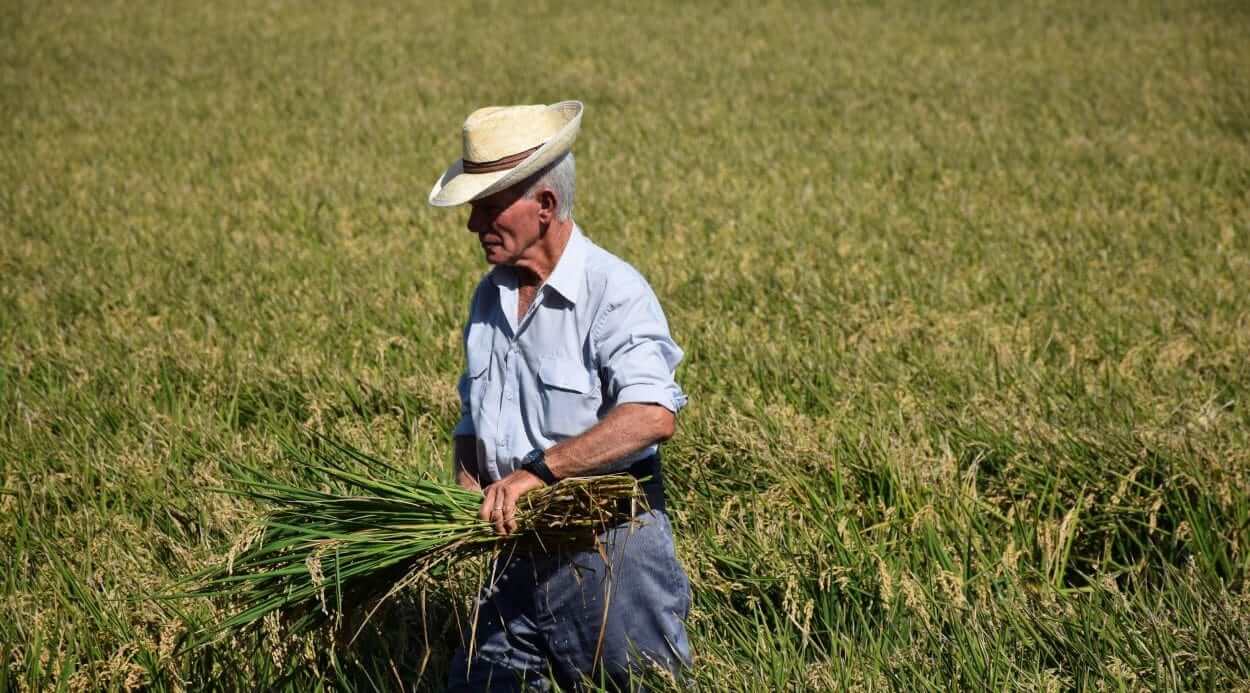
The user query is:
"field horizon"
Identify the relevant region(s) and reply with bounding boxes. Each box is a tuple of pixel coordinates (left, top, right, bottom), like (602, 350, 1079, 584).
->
(3, 0, 1250, 690)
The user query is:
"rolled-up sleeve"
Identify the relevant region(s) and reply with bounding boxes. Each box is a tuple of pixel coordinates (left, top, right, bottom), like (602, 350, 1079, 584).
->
(593, 278, 687, 414)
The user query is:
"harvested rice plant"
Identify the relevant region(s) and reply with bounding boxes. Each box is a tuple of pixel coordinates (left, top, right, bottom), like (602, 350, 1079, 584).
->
(3, 0, 1249, 689)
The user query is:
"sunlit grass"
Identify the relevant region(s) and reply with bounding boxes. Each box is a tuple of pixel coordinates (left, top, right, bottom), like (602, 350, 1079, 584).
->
(2, 0, 1249, 689)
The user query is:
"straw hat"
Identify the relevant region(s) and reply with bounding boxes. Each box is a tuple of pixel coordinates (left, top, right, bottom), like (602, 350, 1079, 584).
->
(428, 100, 583, 207)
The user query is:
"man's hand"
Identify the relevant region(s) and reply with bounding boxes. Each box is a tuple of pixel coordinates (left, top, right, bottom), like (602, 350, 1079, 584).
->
(480, 470, 546, 536)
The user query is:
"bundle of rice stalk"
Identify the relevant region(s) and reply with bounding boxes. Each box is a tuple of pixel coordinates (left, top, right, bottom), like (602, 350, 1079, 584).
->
(175, 435, 642, 647)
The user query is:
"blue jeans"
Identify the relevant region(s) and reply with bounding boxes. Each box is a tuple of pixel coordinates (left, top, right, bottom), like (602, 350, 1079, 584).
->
(447, 511, 693, 692)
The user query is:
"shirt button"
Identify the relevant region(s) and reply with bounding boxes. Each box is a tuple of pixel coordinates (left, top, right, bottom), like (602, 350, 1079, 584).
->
(505, 392, 513, 400)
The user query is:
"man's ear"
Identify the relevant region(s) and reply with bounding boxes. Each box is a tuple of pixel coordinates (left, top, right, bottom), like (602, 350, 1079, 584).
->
(535, 188, 558, 224)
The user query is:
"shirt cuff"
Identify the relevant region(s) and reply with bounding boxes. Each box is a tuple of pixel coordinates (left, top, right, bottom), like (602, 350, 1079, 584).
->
(614, 384, 688, 414)
(452, 415, 475, 437)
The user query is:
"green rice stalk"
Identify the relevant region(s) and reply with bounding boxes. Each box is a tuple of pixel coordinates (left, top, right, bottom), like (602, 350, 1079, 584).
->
(167, 435, 643, 649)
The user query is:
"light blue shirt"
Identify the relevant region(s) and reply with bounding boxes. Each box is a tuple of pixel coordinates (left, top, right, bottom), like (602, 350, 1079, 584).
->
(454, 225, 687, 483)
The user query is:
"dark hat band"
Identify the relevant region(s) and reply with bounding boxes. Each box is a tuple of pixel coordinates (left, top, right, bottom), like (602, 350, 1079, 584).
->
(462, 145, 543, 174)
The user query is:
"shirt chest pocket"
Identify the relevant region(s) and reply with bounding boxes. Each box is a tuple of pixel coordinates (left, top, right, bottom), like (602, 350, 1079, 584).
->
(536, 354, 599, 439)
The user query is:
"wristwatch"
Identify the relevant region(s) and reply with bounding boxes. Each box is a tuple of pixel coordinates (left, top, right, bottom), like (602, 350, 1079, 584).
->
(520, 448, 559, 486)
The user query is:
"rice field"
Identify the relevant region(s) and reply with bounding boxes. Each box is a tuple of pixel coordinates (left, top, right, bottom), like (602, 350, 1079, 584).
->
(3, 0, 1250, 689)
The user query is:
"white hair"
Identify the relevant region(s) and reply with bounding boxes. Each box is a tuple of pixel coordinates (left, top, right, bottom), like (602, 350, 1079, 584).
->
(523, 152, 575, 221)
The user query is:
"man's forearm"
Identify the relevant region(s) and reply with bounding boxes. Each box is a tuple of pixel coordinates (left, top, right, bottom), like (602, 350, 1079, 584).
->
(543, 403, 675, 480)
(454, 435, 481, 491)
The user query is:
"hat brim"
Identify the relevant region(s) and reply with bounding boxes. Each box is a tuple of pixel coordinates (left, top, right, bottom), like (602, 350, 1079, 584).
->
(428, 101, 582, 208)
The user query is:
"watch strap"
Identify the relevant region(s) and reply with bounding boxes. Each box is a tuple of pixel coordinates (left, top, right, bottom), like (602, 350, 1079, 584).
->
(522, 450, 559, 486)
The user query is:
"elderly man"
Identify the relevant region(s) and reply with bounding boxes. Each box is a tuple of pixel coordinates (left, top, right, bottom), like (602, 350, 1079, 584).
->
(428, 101, 693, 690)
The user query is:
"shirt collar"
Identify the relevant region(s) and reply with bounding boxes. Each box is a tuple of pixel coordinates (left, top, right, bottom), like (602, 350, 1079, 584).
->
(542, 224, 587, 305)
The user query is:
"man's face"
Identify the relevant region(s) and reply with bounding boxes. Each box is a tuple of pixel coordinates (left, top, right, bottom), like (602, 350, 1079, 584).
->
(466, 186, 543, 266)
